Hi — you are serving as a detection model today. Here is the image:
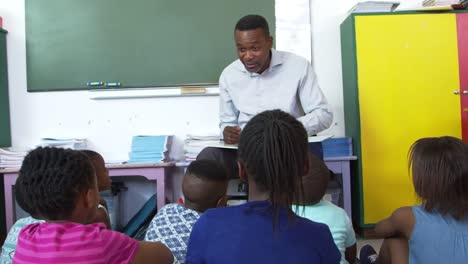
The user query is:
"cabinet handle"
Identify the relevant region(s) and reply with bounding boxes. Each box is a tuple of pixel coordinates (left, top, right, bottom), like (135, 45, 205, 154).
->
(463, 91, 468, 95)
(454, 90, 460, 95)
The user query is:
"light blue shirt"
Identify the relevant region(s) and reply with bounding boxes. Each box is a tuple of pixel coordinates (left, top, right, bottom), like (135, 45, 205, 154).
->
(409, 206, 468, 264)
(295, 200, 356, 264)
(219, 49, 333, 136)
(1, 217, 44, 264)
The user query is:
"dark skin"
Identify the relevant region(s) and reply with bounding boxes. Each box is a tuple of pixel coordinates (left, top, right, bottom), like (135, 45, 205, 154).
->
(68, 180, 174, 264)
(371, 206, 414, 264)
(89, 154, 112, 229)
(182, 174, 228, 213)
(223, 28, 273, 144)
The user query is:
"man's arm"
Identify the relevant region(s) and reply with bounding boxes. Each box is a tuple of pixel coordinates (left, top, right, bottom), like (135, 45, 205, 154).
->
(297, 63, 333, 135)
(374, 206, 414, 239)
(219, 73, 240, 137)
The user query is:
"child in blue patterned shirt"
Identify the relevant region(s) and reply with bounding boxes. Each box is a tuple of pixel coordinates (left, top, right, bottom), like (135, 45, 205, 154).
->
(144, 159, 228, 264)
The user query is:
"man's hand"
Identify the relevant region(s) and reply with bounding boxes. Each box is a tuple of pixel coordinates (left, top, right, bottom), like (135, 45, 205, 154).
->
(223, 126, 241, 144)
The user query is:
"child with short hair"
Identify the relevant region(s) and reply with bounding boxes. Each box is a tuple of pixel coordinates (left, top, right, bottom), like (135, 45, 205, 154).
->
(145, 159, 229, 264)
(82, 150, 112, 228)
(360, 136, 468, 264)
(295, 153, 356, 264)
(12, 147, 173, 264)
(186, 110, 340, 264)
(0, 149, 113, 263)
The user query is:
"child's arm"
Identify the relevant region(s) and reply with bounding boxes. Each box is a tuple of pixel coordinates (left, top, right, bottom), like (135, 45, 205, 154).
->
(374, 206, 414, 239)
(131, 241, 174, 264)
(345, 243, 356, 264)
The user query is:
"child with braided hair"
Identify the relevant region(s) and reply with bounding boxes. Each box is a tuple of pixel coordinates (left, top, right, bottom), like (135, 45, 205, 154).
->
(12, 147, 173, 264)
(186, 110, 340, 264)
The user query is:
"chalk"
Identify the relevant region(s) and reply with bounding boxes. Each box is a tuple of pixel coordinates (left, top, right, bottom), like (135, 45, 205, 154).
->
(86, 81, 104, 87)
(105, 82, 121, 87)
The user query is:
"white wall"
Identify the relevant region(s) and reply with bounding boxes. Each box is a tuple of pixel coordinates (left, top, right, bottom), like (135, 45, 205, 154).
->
(0, 0, 420, 161)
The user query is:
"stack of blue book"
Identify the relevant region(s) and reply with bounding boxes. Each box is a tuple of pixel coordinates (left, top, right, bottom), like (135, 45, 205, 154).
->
(322, 137, 353, 158)
(128, 135, 173, 164)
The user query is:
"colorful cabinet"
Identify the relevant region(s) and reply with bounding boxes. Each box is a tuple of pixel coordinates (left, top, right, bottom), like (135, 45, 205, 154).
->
(0, 28, 11, 147)
(341, 11, 468, 227)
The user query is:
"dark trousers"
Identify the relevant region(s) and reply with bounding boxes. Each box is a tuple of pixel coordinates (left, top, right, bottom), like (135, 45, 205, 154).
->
(196, 142, 323, 178)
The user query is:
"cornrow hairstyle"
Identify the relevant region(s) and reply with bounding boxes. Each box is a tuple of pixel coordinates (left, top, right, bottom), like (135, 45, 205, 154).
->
(409, 136, 468, 220)
(238, 109, 308, 229)
(186, 159, 228, 182)
(15, 147, 95, 221)
(235, 14, 270, 37)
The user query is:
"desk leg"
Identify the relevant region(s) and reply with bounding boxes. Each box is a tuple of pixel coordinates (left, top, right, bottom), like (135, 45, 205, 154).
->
(4, 173, 18, 231)
(341, 162, 352, 219)
(156, 175, 165, 211)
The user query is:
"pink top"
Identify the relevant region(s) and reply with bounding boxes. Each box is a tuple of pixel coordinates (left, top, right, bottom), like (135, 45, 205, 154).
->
(13, 222, 138, 264)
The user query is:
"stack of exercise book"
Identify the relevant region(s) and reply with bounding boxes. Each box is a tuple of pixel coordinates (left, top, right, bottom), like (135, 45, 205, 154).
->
(183, 134, 220, 161)
(423, 0, 468, 8)
(38, 138, 87, 150)
(321, 137, 353, 158)
(127, 135, 173, 164)
(348, 1, 400, 14)
(0, 148, 28, 169)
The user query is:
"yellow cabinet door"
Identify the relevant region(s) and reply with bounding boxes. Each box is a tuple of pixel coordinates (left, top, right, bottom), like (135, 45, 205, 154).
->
(355, 14, 462, 224)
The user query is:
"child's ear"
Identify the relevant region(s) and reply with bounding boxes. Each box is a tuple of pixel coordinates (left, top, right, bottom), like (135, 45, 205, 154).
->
(238, 161, 248, 182)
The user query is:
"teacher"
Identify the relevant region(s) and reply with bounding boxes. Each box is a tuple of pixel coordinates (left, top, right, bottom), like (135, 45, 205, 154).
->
(198, 14, 333, 177)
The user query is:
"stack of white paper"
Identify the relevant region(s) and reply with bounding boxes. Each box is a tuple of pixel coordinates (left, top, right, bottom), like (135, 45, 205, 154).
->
(38, 138, 87, 150)
(184, 134, 221, 161)
(0, 148, 28, 169)
(349, 1, 400, 13)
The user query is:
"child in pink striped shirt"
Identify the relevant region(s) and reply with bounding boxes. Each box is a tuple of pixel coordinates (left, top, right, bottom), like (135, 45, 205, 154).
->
(13, 147, 173, 264)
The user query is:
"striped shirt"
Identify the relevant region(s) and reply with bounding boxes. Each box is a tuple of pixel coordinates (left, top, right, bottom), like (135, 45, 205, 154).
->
(13, 222, 138, 264)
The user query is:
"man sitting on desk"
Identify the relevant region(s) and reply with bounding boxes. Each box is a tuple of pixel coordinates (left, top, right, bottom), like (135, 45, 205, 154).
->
(197, 14, 333, 177)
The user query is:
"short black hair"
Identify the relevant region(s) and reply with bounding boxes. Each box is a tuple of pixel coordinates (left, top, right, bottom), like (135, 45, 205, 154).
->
(410, 136, 468, 220)
(235, 14, 270, 36)
(238, 109, 308, 229)
(16, 147, 95, 220)
(81, 149, 100, 159)
(299, 153, 331, 205)
(186, 159, 228, 182)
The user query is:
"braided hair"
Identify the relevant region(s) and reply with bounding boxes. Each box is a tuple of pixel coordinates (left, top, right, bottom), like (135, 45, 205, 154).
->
(15, 147, 95, 220)
(238, 109, 308, 228)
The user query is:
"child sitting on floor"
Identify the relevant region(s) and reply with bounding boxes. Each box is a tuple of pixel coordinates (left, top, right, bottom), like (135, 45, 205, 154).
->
(360, 136, 468, 264)
(185, 110, 340, 264)
(294, 153, 356, 264)
(82, 150, 112, 228)
(145, 159, 229, 264)
(0, 149, 113, 263)
(12, 147, 173, 264)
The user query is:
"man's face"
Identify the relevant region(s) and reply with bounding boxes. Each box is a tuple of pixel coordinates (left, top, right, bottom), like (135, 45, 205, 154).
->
(235, 28, 273, 74)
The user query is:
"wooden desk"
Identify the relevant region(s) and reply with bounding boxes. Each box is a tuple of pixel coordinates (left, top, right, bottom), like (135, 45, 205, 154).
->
(1, 162, 175, 231)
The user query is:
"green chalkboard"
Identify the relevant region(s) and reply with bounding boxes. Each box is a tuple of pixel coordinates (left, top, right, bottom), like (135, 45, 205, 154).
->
(0, 29, 11, 147)
(25, 0, 275, 91)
